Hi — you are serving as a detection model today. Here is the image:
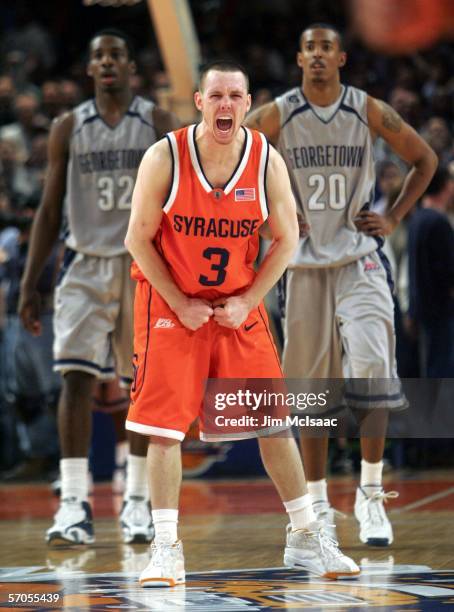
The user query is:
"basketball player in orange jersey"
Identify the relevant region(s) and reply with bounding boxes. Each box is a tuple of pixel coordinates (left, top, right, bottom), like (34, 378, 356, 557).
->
(124, 61, 360, 586)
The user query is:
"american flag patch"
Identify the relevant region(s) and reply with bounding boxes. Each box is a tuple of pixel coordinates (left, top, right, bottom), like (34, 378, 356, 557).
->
(235, 188, 256, 201)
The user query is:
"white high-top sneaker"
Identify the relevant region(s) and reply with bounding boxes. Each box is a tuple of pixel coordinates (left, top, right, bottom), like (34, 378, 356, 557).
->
(46, 498, 95, 546)
(284, 522, 360, 579)
(120, 496, 154, 544)
(354, 487, 398, 546)
(139, 540, 185, 587)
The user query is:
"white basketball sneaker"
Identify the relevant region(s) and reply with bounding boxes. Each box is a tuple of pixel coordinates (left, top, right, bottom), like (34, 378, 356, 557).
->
(354, 486, 398, 546)
(313, 501, 346, 541)
(139, 540, 185, 587)
(46, 498, 95, 546)
(284, 522, 360, 579)
(120, 496, 154, 544)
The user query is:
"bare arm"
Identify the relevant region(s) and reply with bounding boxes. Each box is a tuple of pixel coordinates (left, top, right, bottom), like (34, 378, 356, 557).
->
(244, 147, 299, 305)
(19, 112, 73, 334)
(214, 147, 299, 328)
(152, 106, 181, 139)
(244, 101, 281, 146)
(356, 97, 438, 236)
(124, 139, 213, 330)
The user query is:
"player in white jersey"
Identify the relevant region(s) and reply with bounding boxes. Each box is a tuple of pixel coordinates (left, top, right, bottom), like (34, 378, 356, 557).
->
(246, 23, 437, 547)
(19, 29, 180, 546)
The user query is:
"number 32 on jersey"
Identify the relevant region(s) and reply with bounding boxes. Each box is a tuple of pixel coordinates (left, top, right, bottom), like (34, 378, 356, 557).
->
(308, 172, 347, 210)
(97, 175, 134, 211)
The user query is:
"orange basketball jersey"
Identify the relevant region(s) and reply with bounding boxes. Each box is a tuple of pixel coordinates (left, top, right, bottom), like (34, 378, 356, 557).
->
(133, 124, 270, 301)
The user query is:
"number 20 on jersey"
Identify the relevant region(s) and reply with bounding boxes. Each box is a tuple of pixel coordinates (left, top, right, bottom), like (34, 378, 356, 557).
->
(308, 173, 347, 211)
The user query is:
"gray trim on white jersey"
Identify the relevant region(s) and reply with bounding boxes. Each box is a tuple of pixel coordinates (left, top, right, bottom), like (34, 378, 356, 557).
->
(65, 96, 156, 257)
(276, 85, 378, 268)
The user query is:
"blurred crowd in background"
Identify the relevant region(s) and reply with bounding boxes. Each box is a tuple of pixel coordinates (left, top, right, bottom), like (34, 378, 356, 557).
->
(0, 0, 453, 481)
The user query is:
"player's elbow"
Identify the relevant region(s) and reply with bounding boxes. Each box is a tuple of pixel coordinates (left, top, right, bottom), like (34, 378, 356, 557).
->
(276, 226, 299, 260)
(427, 147, 439, 175)
(416, 144, 438, 177)
(125, 221, 154, 258)
(259, 221, 273, 241)
(124, 228, 135, 255)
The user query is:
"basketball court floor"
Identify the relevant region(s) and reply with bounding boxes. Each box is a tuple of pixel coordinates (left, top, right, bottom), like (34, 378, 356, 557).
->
(1, 470, 454, 610)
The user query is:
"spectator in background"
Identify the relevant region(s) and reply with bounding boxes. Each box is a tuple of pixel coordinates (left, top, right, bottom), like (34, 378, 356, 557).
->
(374, 87, 422, 170)
(0, 207, 60, 479)
(0, 189, 10, 213)
(407, 168, 454, 377)
(421, 56, 452, 105)
(389, 86, 422, 129)
(393, 60, 420, 91)
(0, 138, 37, 209)
(383, 183, 420, 379)
(41, 80, 62, 121)
(59, 80, 82, 111)
(429, 88, 452, 124)
(0, 75, 16, 127)
(244, 43, 286, 93)
(0, 92, 48, 162)
(420, 117, 453, 166)
(0, 211, 19, 471)
(0, 5, 55, 85)
(373, 161, 404, 216)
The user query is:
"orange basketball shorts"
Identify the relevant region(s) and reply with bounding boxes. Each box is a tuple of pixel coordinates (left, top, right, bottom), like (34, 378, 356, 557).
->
(125, 282, 283, 441)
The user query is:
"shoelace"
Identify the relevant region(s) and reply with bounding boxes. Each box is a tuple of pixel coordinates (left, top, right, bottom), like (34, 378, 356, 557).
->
(151, 542, 180, 568)
(299, 526, 343, 560)
(364, 490, 399, 526)
(316, 507, 347, 521)
(315, 529, 344, 559)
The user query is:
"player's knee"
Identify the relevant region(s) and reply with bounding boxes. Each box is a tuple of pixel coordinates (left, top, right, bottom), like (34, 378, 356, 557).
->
(63, 370, 96, 397)
(149, 435, 181, 447)
(352, 407, 389, 427)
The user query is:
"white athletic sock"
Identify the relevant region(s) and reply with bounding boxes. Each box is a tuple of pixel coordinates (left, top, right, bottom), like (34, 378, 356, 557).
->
(115, 441, 128, 467)
(125, 454, 149, 500)
(360, 459, 383, 493)
(307, 479, 328, 506)
(60, 458, 89, 502)
(152, 509, 178, 544)
(284, 494, 317, 530)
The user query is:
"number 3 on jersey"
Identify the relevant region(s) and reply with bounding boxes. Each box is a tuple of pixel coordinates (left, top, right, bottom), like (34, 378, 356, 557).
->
(97, 175, 134, 211)
(308, 173, 346, 210)
(199, 247, 229, 286)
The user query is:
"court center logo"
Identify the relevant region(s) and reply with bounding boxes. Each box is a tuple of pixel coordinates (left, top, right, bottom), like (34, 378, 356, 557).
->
(2, 565, 454, 610)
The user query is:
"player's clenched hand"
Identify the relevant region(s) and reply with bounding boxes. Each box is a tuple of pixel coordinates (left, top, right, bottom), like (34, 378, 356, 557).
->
(354, 211, 398, 236)
(173, 298, 213, 331)
(213, 296, 251, 329)
(18, 288, 42, 336)
(297, 213, 310, 237)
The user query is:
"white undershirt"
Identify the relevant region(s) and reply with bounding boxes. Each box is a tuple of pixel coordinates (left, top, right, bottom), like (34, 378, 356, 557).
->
(310, 87, 345, 121)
